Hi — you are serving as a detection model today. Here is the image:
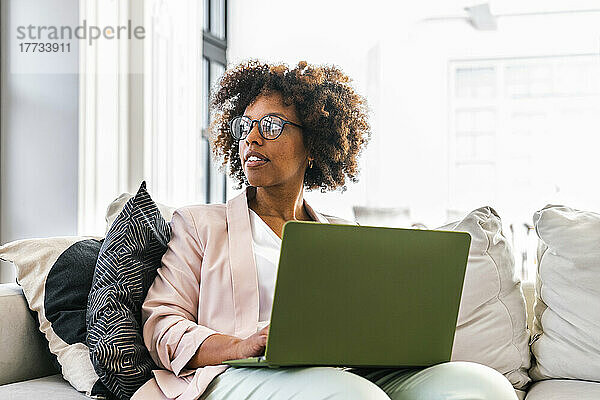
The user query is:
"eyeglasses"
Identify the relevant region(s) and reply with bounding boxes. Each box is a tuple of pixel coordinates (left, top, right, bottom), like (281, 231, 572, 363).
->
(229, 114, 303, 141)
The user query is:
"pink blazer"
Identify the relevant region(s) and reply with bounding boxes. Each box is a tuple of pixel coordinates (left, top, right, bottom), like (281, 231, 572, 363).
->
(132, 186, 354, 400)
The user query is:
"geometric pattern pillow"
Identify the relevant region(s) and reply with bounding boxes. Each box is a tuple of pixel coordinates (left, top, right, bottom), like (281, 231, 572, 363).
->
(87, 181, 171, 400)
(104, 191, 176, 235)
(439, 207, 531, 390)
(0, 236, 112, 399)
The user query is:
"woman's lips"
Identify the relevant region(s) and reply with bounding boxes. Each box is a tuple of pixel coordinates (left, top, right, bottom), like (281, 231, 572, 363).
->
(246, 159, 269, 168)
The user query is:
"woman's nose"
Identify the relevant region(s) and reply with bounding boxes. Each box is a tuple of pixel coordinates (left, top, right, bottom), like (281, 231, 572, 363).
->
(245, 121, 264, 145)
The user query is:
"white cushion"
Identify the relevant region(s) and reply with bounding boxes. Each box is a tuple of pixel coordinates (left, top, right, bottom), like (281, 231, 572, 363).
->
(530, 205, 600, 382)
(439, 207, 531, 389)
(525, 379, 600, 400)
(0, 374, 89, 399)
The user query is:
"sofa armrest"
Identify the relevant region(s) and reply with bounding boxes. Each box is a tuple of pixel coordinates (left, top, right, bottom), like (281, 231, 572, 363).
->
(0, 283, 59, 385)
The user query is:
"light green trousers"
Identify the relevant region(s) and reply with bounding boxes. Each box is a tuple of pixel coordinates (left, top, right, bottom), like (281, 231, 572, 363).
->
(200, 361, 518, 400)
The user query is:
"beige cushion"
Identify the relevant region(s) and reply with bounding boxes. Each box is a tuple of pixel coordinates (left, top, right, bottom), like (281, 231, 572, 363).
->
(105, 192, 176, 234)
(439, 207, 531, 389)
(530, 205, 600, 382)
(525, 379, 600, 400)
(0, 284, 57, 385)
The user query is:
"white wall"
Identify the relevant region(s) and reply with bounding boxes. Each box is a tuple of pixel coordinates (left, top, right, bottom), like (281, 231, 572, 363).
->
(0, 0, 79, 283)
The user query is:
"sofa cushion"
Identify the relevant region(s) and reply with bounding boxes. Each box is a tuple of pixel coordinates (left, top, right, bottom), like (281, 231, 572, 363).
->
(0, 374, 90, 399)
(525, 379, 600, 400)
(530, 205, 600, 382)
(0, 283, 57, 385)
(439, 207, 531, 389)
(87, 181, 171, 400)
(0, 237, 111, 398)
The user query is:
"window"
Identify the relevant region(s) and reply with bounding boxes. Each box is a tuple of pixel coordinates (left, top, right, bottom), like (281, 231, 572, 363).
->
(142, 0, 228, 209)
(449, 54, 600, 281)
(78, 0, 228, 235)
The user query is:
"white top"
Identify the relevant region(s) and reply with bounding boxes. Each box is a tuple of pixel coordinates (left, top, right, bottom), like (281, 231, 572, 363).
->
(248, 209, 282, 323)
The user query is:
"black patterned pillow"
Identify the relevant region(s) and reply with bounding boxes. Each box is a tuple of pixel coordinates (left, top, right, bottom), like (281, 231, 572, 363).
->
(86, 181, 171, 400)
(0, 237, 112, 399)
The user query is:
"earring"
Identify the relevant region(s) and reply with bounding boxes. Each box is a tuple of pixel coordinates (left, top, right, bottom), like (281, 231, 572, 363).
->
(308, 159, 314, 169)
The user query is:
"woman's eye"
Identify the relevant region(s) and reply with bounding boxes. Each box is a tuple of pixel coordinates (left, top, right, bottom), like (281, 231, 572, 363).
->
(266, 122, 282, 134)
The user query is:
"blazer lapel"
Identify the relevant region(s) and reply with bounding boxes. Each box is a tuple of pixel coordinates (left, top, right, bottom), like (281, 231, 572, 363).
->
(226, 186, 259, 338)
(225, 186, 330, 338)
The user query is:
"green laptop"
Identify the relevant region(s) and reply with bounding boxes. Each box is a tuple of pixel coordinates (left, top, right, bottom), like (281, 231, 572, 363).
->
(223, 221, 471, 368)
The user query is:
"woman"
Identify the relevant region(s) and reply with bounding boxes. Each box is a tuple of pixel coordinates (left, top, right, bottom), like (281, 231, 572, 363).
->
(133, 61, 517, 400)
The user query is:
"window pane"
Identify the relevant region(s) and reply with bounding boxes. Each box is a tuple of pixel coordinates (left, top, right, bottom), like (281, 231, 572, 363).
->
(505, 64, 553, 98)
(209, 61, 226, 203)
(455, 67, 496, 98)
(210, 0, 226, 39)
(202, 57, 210, 131)
(210, 62, 225, 97)
(203, 0, 210, 31)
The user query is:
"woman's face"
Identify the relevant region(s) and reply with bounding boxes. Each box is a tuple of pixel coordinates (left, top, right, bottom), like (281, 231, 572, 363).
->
(238, 92, 309, 189)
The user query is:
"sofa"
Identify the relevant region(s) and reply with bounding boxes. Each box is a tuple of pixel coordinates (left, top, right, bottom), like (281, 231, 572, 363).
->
(0, 279, 594, 399)
(2, 199, 600, 400)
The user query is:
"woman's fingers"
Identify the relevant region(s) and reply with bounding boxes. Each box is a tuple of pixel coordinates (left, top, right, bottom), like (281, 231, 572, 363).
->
(258, 325, 269, 345)
(234, 326, 270, 359)
(259, 325, 269, 336)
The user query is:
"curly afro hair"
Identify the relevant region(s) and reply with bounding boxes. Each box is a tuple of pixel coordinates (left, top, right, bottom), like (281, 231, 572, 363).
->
(210, 60, 371, 193)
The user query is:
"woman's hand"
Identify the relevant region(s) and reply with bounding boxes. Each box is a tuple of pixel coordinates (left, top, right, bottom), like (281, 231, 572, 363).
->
(185, 325, 269, 369)
(233, 325, 269, 359)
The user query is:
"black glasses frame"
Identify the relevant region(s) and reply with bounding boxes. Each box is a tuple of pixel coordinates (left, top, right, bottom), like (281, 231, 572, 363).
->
(229, 114, 303, 141)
